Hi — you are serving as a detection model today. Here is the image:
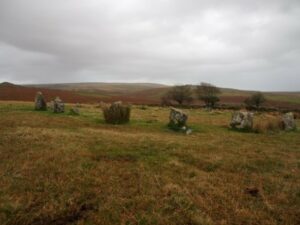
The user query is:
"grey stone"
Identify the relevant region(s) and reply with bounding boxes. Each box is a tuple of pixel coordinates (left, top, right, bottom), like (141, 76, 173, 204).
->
(230, 111, 253, 130)
(282, 112, 296, 131)
(69, 106, 80, 115)
(169, 107, 188, 129)
(186, 128, 193, 135)
(34, 92, 47, 110)
(52, 97, 64, 113)
(112, 101, 122, 106)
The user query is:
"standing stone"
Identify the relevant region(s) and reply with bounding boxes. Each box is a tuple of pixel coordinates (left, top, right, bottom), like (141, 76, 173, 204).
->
(230, 111, 254, 130)
(102, 101, 131, 124)
(52, 97, 64, 113)
(169, 107, 188, 130)
(282, 112, 296, 131)
(34, 92, 47, 110)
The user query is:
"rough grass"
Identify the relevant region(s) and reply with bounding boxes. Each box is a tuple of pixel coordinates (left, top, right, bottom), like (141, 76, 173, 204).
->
(253, 114, 284, 133)
(0, 101, 299, 225)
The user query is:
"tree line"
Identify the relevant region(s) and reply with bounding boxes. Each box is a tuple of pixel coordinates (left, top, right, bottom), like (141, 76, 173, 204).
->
(161, 83, 266, 109)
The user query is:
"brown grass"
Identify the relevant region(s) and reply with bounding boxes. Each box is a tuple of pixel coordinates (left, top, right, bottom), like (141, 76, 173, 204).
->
(0, 102, 299, 225)
(253, 114, 284, 133)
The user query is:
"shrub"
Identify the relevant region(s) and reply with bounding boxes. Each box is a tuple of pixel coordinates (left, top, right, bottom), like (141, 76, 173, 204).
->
(163, 85, 193, 105)
(161, 94, 172, 106)
(102, 101, 131, 124)
(244, 92, 266, 109)
(196, 82, 221, 108)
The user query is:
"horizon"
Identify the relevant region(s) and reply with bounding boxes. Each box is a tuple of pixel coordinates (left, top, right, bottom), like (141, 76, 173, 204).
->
(1, 80, 299, 93)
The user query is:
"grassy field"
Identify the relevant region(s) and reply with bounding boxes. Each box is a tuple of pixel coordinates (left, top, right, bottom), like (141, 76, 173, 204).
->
(0, 101, 299, 225)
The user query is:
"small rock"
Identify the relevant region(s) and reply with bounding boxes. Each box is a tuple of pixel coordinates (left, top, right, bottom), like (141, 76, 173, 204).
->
(98, 101, 108, 109)
(282, 112, 297, 131)
(34, 92, 47, 111)
(52, 97, 64, 113)
(112, 101, 122, 106)
(230, 111, 254, 130)
(186, 128, 193, 135)
(69, 106, 80, 115)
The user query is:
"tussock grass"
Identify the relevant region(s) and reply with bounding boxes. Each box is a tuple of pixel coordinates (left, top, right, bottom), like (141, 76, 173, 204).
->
(0, 102, 299, 225)
(253, 114, 284, 133)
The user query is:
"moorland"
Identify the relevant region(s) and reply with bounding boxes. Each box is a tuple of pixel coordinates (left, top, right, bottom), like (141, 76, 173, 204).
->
(0, 100, 299, 225)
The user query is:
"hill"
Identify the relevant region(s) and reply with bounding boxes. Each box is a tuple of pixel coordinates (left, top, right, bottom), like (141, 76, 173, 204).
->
(128, 86, 300, 108)
(0, 82, 102, 103)
(0, 82, 169, 105)
(25, 82, 167, 95)
(1, 82, 300, 108)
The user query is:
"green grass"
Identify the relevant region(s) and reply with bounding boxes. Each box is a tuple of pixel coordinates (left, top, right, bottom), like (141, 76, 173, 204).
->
(0, 101, 299, 225)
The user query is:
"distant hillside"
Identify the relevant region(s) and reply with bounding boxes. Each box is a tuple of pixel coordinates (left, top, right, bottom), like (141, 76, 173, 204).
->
(126, 85, 300, 107)
(26, 82, 168, 95)
(0, 82, 167, 105)
(1, 82, 300, 108)
(0, 82, 102, 103)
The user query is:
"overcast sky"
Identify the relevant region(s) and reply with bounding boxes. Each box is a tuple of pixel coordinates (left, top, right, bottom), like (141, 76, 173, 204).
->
(0, 0, 300, 91)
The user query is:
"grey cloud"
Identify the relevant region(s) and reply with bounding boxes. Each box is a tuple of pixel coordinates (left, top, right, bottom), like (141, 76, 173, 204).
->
(0, 0, 300, 91)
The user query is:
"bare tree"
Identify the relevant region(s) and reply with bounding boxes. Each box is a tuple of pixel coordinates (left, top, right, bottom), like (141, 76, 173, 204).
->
(163, 85, 193, 105)
(244, 92, 266, 109)
(196, 82, 221, 108)
(161, 92, 172, 106)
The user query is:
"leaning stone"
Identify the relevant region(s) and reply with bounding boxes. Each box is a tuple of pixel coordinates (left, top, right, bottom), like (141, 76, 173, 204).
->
(230, 111, 253, 130)
(168, 107, 188, 130)
(34, 92, 47, 110)
(282, 112, 296, 131)
(52, 97, 64, 113)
